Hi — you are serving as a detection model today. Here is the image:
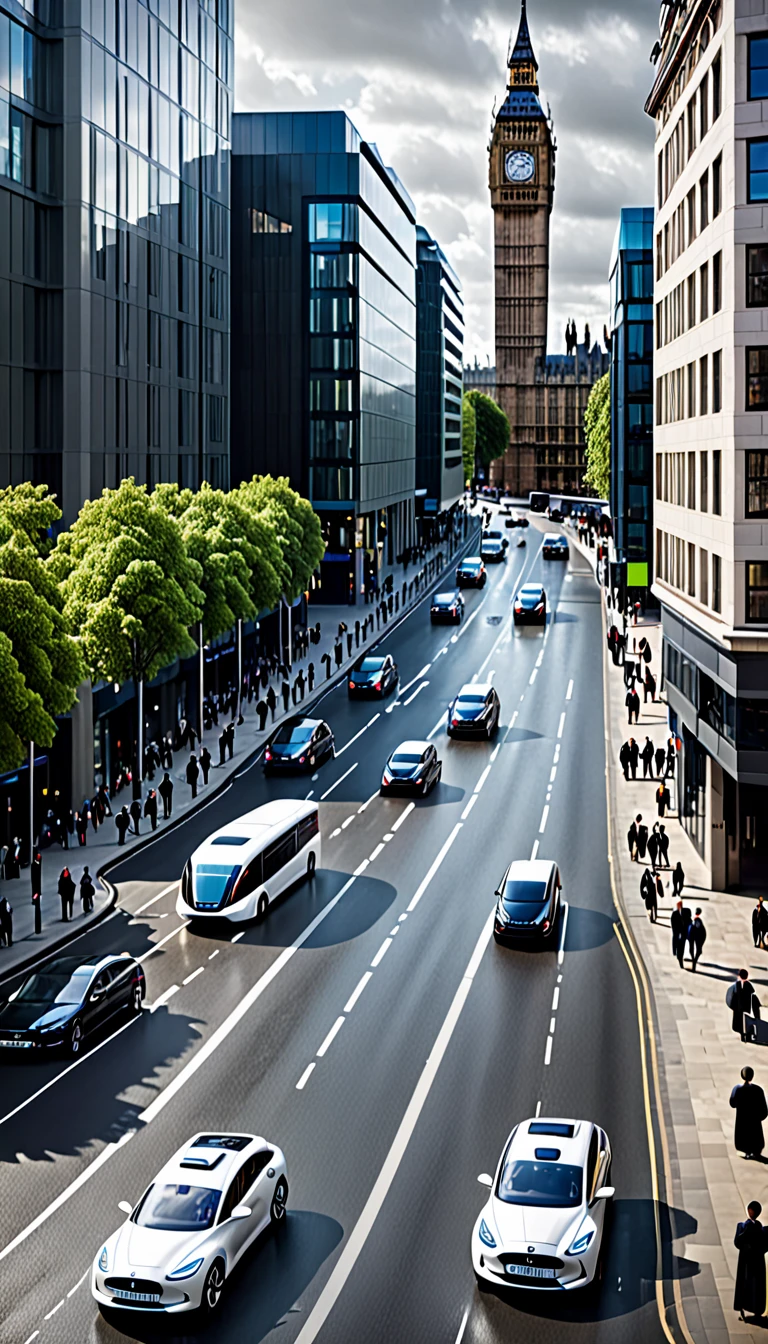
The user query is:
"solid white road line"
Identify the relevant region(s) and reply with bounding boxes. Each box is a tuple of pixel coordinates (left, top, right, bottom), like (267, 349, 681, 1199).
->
(357, 791, 379, 814)
(490, 744, 500, 762)
(406, 823, 462, 914)
(0, 1014, 139, 1128)
(354, 859, 370, 877)
(544, 1036, 553, 1066)
(538, 805, 549, 833)
(292, 909, 495, 1344)
(336, 714, 380, 758)
(403, 680, 429, 707)
(530, 838, 539, 861)
(427, 712, 447, 739)
(398, 663, 431, 697)
(316, 1015, 345, 1058)
(566, 679, 574, 700)
(391, 802, 415, 833)
(558, 902, 569, 966)
(321, 762, 358, 800)
(182, 967, 204, 986)
(536, 650, 544, 668)
(455, 1307, 470, 1344)
(295, 1063, 315, 1091)
(461, 795, 478, 822)
(150, 985, 179, 1013)
(22, 1333, 39, 1344)
(371, 938, 392, 968)
(137, 921, 189, 964)
(43, 1300, 64, 1321)
(344, 972, 373, 1014)
(557, 711, 566, 739)
(474, 764, 492, 794)
(67, 1270, 88, 1298)
(0, 1128, 136, 1264)
(134, 882, 178, 915)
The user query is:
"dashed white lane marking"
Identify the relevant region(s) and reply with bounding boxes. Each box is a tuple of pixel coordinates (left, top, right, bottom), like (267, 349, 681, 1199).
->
(530, 838, 539, 861)
(461, 795, 478, 822)
(455, 1307, 470, 1344)
(158, 912, 169, 919)
(305, 790, 315, 801)
(490, 744, 500, 761)
(344, 972, 373, 1014)
(558, 902, 569, 966)
(231, 931, 245, 944)
(134, 882, 178, 915)
(550, 766, 557, 783)
(529, 668, 538, 685)
(311, 773, 319, 782)
(552, 986, 560, 1011)
(317, 1015, 346, 1058)
(358, 791, 379, 814)
(536, 650, 544, 667)
(553, 743, 561, 763)
(557, 711, 566, 739)
(550, 1017, 556, 1034)
(487, 669, 496, 682)
(342, 816, 354, 829)
(403, 680, 429, 706)
(336, 714, 380, 758)
(296, 1063, 316, 1091)
(137, 921, 189, 964)
(566, 679, 574, 700)
(151, 985, 179, 1013)
(389, 925, 400, 937)
(23, 1333, 40, 1343)
(208, 949, 220, 960)
(383, 832, 394, 841)
(369, 843, 385, 862)
(474, 764, 492, 794)
(544, 1036, 553, 1066)
(331, 828, 342, 838)
(182, 967, 204, 987)
(406, 823, 463, 914)
(427, 711, 448, 739)
(67, 1270, 88, 1298)
(392, 802, 416, 832)
(371, 938, 393, 968)
(535, 1100, 542, 1118)
(399, 912, 408, 921)
(399, 663, 431, 696)
(538, 805, 549, 833)
(354, 859, 370, 877)
(385, 701, 401, 714)
(321, 762, 358, 800)
(43, 1300, 64, 1321)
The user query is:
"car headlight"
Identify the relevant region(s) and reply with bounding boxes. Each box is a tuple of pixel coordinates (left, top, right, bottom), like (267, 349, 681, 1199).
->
(166, 1256, 205, 1281)
(40, 1020, 66, 1033)
(478, 1218, 497, 1249)
(98, 1246, 109, 1272)
(567, 1225, 594, 1256)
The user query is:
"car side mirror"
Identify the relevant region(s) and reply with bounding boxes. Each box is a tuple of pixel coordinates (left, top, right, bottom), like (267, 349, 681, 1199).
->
(91, 989, 103, 1002)
(593, 1186, 614, 1202)
(231, 1204, 252, 1220)
(477, 1173, 493, 1188)
(118, 1200, 133, 1215)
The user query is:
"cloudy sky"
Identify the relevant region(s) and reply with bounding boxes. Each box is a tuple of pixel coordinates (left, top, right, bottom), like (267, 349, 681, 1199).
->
(234, 0, 659, 362)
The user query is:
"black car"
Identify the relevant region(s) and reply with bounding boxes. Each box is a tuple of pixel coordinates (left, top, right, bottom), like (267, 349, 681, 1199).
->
(505, 513, 529, 529)
(480, 538, 506, 564)
(543, 536, 569, 560)
(431, 590, 464, 624)
(0, 954, 146, 1056)
(348, 653, 398, 698)
(381, 741, 442, 797)
(513, 583, 547, 625)
(264, 717, 335, 771)
(493, 860, 562, 944)
(448, 684, 501, 739)
(456, 558, 487, 589)
(483, 528, 509, 550)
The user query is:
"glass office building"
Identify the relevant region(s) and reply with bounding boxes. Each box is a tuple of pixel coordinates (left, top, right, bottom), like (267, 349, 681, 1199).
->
(0, 0, 233, 522)
(608, 207, 655, 600)
(415, 225, 464, 516)
(231, 111, 417, 604)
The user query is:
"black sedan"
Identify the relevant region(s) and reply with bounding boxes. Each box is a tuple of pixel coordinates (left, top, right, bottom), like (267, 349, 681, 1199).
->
(505, 513, 529, 529)
(483, 528, 509, 550)
(493, 860, 562, 944)
(381, 741, 442, 797)
(448, 684, 500, 739)
(431, 590, 464, 624)
(0, 954, 146, 1056)
(348, 653, 398, 698)
(456, 557, 486, 589)
(543, 535, 569, 560)
(513, 583, 547, 625)
(264, 717, 335, 771)
(480, 539, 506, 564)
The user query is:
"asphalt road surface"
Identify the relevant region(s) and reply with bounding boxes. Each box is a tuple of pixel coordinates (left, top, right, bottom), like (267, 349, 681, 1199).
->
(0, 515, 668, 1344)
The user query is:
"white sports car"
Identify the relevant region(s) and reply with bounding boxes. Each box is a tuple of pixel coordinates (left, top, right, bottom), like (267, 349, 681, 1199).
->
(472, 1117, 613, 1291)
(92, 1132, 288, 1316)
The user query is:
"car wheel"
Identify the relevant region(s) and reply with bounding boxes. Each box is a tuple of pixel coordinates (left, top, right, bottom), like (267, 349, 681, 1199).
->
(69, 1018, 83, 1056)
(201, 1259, 225, 1314)
(307, 850, 316, 879)
(257, 892, 269, 922)
(271, 1178, 289, 1227)
(132, 984, 143, 1015)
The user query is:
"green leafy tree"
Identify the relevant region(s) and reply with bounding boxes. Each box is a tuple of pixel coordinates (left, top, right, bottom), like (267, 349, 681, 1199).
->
(0, 482, 61, 556)
(235, 476, 325, 601)
(54, 480, 204, 779)
(583, 372, 610, 500)
(0, 630, 50, 771)
(464, 391, 509, 471)
(462, 394, 477, 484)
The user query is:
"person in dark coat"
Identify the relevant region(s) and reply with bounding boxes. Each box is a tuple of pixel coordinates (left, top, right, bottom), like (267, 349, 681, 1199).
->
(267, 685, 277, 720)
(647, 824, 660, 868)
(642, 869, 658, 922)
(308, 662, 315, 692)
(619, 741, 631, 780)
(158, 772, 173, 819)
(687, 908, 706, 970)
(0, 894, 13, 946)
(643, 666, 657, 703)
(657, 824, 670, 868)
(80, 866, 95, 913)
(322, 651, 332, 679)
(58, 867, 75, 921)
(256, 698, 268, 731)
(144, 789, 158, 831)
(665, 736, 677, 778)
(260, 662, 269, 690)
(334, 640, 343, 668)
(297, 668, 306, 700)
(640, 866, 656, 911)
(656, 781, 670, 817)
(625, 686, 640, 724)
(115, 805, 131, 845)
(671, 900, 692, 968)
(218, 730, 226, 766)
(672, 861, 685, 898)
(731, 1068, 768, 1160)
(753, 897, 768, 951)
(654, 745, 666, 777)
(186, 754, 199, 799)
(75, 809, 88, 846)
(199, 746, 212, 785)
(97, 784, 112, 817)
(728, 970, 760, 1039)
(281, 679, 291, 712)
(226, 723, 234, 760)
(641, 737, 655, 779)
(734, 1201, 768, 1321)
(636, 817, 649, 860)
(627, 816, 640, 862)
(628, 738, 639, 779)
(129, 797, 142, 835)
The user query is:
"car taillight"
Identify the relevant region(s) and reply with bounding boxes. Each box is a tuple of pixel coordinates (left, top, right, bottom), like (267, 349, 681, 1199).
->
(536, 602, 544, 611)
(374, 681, 382, 691)
(265, 749, 272, 760)
(452, 717, 460, 726)
(414, 778, 422, 785)
(349, 680, 355, 690)
(515, 604, 522, 613)
(543, 919, 550, 931)
(450, 607, 457, 615)
(299, 756, 306, 763)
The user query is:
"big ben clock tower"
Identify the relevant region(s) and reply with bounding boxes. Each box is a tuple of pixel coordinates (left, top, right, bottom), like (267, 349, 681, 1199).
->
(489, 0, 556, 496)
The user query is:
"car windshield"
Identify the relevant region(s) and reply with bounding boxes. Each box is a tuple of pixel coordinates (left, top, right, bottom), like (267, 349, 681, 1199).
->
(458, 694, 485, 705)
(16, 970, 91, 1004)
(195, 864, 241, 904)
(135, 1182, 222, 1231)
(433, 594, 455, 604)
(274, 723, 313, 745)
(392, 752, 422, 764)
(503, 880, 547, 904)
(357, 658, 384, 672)
(497, 1158, 583, 1208)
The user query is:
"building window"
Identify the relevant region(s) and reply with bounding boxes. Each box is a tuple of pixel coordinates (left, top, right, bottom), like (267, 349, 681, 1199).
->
(746, 451, 768, 517)
(687, 360, 696, 416)
(700, 451, 709, 512)
(687, 187, 696, 245)
(147, 311, 162, 368)
(748, 35, 768, 100)
(699, 169, 709, 230)
(748, 139, 768, 202)
(178, 255, 192, 314)
(687, 99, 697, 158)
(713, 252, 722, 312)
(712, 153, 722, 216)
(249, 208, 292, 234)
(746, 246, 768, 307)
(712, 52, 722, 119)
(147, 385, 160, 447)
(699, 548, 709, 606)
(687, 452, 696, 509)
(712, 553, 722, 613)
(178, 390, 194, 447)
(700, 262, 709, 321)
(308, 203, 357, 243)
(656, 455, 663, 500)
(700, 355, 708, 414)
(712, 449, 722, 513)
(700, 71, 709, 139)
(147, 240, 161, 298)
(687, 541, 696, 597)
(712, 350, 722, 412)
(746, 562, 768, 621)
(207, 395, 224, 443)
(687, 275, 696, 329)
(747, 346, 768, 409)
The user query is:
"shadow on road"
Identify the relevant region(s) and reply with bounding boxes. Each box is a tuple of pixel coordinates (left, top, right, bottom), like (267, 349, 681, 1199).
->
(564, 905, 618, 952)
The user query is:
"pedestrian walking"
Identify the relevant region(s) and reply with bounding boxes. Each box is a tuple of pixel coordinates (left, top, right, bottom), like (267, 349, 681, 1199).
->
(297, 669, 306, 700)
(198, 746, 211, 784)
(636, 817, 649, 860)
(687, 908, 706, 970)
(728, 969, 760, 1039)
(322, 651, 332, 679)
(129, 796, 142, 835)
(57, 813, 69, 850)
(734, 1201, 768, 1322)
(619, 741, 631, 780)
(308, 662, 315, 692)
(641, 737, 655, 779)
(144, 789, 158, 831)
(186, 753, 200, 799)
(115, 805, 131, 845)
(97, 783, 113, 817)
(257, 698, 268, 731)
(628, 738, 639, 780)
(75, 809, 88, 846)
(654, 745, 666, 778)
(627, 815, 640, 861)
(656, 781, 670, 817)
(218, 730, 226, 766)
(58, 866, 75, 921)
(665, 736, 677, 778)
(334, 640, 343, 668)
(158, 771, 173, 818)
(753, 897, 768, 950)
(671, 899, 692, 968)
(260, 662, 269, 690)
(625, 685, 640, 724)
(672, 861, 685, 898)
(266, 685, 277, 720)
(642, 868, 658, 922)
(281, 679, 291, 712)
(0, 894, 13, 946)
(731, 1067, 768, 1161)
(226, 723, 234, 760)
(658, 824, 670, 868)
(80, 866, 95, 913)
(643, 666, 657, 703)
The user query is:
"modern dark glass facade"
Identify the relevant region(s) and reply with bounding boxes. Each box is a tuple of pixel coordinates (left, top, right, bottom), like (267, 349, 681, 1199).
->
(608, 207, 655, 597)
(231, 110, 417, 604)
(0, 0, 232, 522)
(415, 225, 464, 514)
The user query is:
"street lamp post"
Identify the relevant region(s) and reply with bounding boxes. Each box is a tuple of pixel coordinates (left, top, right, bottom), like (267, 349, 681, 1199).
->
(28, 739, 34, 865)
(198, 620, 205, 746)
(236, 617, 243, 723)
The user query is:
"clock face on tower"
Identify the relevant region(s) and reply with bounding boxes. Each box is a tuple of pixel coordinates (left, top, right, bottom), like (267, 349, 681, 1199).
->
(505, 150, 535, 184)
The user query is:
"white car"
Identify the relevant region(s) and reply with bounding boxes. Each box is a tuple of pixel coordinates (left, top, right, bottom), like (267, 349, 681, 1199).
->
(472, 1117, 613, 1291)
(92, 1132, 288, 1316)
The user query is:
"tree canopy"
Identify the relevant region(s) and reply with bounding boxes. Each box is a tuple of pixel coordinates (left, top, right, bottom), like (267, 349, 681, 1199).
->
(583, 372, 610, 500)
(0, 482, 61, 556)
(462, 394, 477, 484)
(235, 476, 325, 602)
(464, 390, 509, 470)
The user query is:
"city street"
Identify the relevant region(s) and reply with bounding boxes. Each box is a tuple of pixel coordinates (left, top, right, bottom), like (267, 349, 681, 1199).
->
(0, 521, 667, 1344)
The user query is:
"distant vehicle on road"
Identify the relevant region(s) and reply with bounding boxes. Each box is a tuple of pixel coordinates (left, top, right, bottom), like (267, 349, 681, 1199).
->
(513, 584, 547, 624)
(0, 954, 145, 1057)
(456, 558, 487, 589)
(348, 654, 398, 698)
(493, 859, 561, 943)
(264, 717, 334, 772)
(483, 528, 509, 550)
(448, 684, 500, 740)
(381, 741, 442, 797)
(543, 536, 569, 560)
(472, 1116, 613, 1291)
(91, 1131, 289, 1318)
(178, 799, 320, 924)
(480, 539, 506, 564)
(431, 591, 464, 624)
(505, 514, 529, 529)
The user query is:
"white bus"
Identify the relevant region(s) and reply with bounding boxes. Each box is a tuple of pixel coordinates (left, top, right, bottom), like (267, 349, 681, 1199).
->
(177, 799, 321, 925)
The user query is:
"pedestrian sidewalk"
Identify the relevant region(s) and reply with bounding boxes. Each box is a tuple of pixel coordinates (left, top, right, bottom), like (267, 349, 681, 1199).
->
(567, 526, 768, 1342)
(0, 518, 479, 982)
